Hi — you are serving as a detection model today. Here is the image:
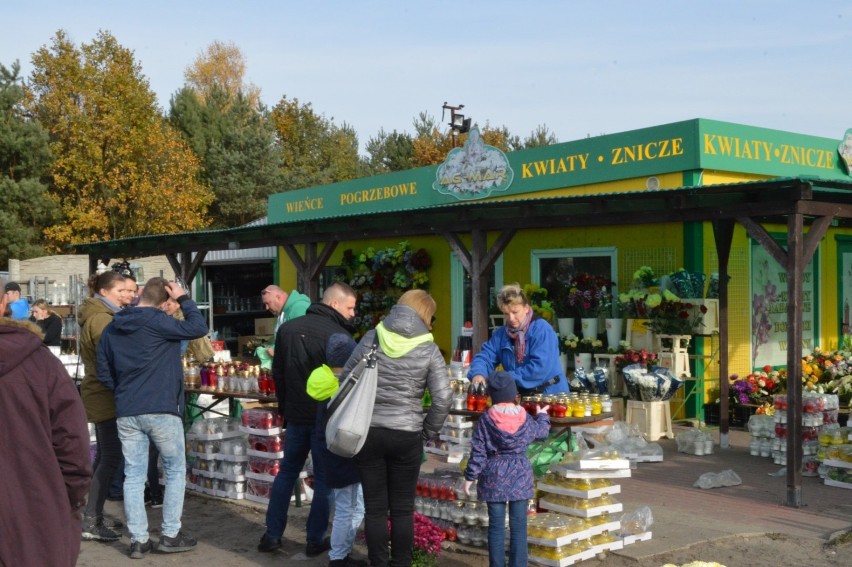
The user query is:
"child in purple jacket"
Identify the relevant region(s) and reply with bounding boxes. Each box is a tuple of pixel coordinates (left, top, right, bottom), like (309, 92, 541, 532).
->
(463, 371, 550, 567)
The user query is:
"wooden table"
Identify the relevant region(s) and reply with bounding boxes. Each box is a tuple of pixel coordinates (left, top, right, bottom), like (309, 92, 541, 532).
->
(549, 412, 614, 436)
(445, 408, 612, 433)
(185, 387, 276, 419)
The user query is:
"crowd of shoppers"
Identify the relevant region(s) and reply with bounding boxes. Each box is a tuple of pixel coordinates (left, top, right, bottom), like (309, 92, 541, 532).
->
(5, 266, 510, 566)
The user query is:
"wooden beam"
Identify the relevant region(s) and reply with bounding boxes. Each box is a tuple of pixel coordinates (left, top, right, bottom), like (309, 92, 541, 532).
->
(442, 232, 472, 272)
(442, 229, 518, 351)
(184, 251, 208, 285)
(712, 219, 735, 441)
(166, 253, 182, 281)
(803, 215, 832, 267)
(484, 229, 517, 272)
(737, 217, 789, 270)
(785, 213, 804, 507)
(471, 230, 489, 350)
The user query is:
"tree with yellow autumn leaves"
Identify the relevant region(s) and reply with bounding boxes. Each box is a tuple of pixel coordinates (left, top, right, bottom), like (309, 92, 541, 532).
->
(26, 30, 213, 250)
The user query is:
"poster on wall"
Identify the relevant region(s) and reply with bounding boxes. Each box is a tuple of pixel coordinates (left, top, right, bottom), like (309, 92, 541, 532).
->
(840, 248, 852, 336)
(750, 240, 816, 369)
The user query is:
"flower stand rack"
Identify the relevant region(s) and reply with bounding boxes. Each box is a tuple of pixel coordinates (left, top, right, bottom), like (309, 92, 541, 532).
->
(653, 334, 691, 378)
(626, 400, 673, 441)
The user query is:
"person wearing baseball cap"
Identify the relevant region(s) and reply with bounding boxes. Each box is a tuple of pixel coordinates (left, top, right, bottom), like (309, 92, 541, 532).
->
(4, 282, 30, 321)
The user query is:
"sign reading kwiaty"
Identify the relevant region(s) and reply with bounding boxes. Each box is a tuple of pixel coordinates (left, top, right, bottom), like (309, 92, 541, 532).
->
(432, 128, 514, 200)
(268, 119, 851, 224)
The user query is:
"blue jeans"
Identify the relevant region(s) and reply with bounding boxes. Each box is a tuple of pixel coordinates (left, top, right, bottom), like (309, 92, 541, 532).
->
(117, 414, 186, 543)
(330, 483, 365, 561)
(265, 422, 329, 545)
(487, 500, 528, 567)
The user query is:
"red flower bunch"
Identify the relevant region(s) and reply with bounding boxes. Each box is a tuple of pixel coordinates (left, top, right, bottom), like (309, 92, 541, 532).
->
(411, 512, 444, 561)
(615, 348, 658, 372)
(364, 512, 444, 567)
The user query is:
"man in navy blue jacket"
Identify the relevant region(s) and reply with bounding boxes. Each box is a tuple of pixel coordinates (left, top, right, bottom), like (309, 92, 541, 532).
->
(98, 277, 208, 559)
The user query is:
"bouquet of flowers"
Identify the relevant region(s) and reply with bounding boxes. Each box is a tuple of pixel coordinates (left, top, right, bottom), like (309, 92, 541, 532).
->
(668, 268, 707, 298)
(730, 366, 785, 406)
(645, 290, 706, 335)
(523, 283, 555, 322)
(823, 359, 852, 405)
(632, 266, 657, 289)
(622, 364, 683, 401)
(800, 347, 847, 396)
(728, 374, 755, 405)
(561, 334, 603, 355)
(615, 348, 658, 373)
(618, 288, 652, 319)
(565, 273, 615, 318)
(607, 339, 632, 355)
(411, 512, 444, 567)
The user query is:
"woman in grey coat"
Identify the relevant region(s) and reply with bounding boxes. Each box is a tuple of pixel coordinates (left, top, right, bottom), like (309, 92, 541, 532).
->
(341, 290, 451, 567)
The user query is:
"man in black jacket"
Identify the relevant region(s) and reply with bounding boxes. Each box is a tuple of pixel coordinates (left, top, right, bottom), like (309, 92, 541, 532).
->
(259, 282, 358, 559)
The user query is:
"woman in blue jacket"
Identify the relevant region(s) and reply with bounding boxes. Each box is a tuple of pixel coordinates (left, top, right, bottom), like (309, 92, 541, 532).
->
(469, 283, 568, 396)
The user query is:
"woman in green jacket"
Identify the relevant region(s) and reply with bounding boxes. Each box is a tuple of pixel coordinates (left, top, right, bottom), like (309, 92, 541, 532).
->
(79, 271, 128, 542)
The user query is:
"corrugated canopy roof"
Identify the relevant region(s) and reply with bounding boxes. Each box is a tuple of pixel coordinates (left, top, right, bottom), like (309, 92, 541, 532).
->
(70, 176, 852, 259)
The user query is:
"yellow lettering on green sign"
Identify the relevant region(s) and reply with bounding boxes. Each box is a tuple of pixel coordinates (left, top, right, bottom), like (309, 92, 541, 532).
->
(520, 154, 589, 179)
(339, 182, 418, 205)
(610, 138, 683, 165)
(703, 134, 834, 169)
(285, 196, 324, 213)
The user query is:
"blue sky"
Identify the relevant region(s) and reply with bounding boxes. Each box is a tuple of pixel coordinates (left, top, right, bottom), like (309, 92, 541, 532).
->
(2, 1, 851, 153)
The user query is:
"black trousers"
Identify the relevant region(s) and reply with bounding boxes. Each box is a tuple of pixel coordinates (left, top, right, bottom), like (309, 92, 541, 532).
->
(84, 419, 123, 519)
(354, 427, 422, 567)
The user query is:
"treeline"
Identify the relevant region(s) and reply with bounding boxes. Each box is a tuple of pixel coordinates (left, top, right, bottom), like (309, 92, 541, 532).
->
(0, 32, 557, 267)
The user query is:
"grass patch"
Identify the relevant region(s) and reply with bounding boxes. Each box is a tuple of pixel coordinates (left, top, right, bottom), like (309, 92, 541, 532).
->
(826, 529, 852, 548)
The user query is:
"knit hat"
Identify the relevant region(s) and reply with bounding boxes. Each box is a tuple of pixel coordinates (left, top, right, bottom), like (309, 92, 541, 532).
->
(4, 282, 20, 293)
(488, 371, 518, 404)
(307, 364, 340, 401)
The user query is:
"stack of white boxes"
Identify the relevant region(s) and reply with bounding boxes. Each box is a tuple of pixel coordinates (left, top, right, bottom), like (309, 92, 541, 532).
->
(185, 417, 248, 500)
(530, 454, 651, 565)
(241, 408, 310, 505)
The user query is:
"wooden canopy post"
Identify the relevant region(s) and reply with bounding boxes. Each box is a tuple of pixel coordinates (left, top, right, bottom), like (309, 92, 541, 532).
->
(712, 219, 735, 448)
(738, 207, 831, 508)
(443, 229, 516, 352)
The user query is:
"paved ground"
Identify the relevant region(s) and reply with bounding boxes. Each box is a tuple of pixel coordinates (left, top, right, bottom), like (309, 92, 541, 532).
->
(77, 424, 852, 566)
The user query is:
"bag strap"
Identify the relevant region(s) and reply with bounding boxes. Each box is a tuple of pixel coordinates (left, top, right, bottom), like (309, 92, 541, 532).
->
(325, 342, 378, 420)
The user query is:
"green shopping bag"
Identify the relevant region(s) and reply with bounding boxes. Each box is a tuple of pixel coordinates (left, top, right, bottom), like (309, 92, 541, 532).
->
(527, 430, 578, 477)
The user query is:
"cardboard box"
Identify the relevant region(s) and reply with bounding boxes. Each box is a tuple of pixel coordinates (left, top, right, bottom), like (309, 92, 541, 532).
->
(255, 318, 276, 335)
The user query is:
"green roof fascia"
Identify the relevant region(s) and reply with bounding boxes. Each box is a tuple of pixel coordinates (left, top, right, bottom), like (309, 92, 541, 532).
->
(696, 119, 847, 180)
(268, 119, 704, 224)
(269, 119, 850, 225)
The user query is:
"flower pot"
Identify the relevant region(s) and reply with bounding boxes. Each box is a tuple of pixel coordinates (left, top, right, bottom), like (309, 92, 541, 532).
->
(574, 353, 593, 372)
(557, 318, 575, 337)
(580, 317, 598, 339)
(605, 318, 623, 350)
(559, 353, 568, 374)
(627, 319, 654, 351)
